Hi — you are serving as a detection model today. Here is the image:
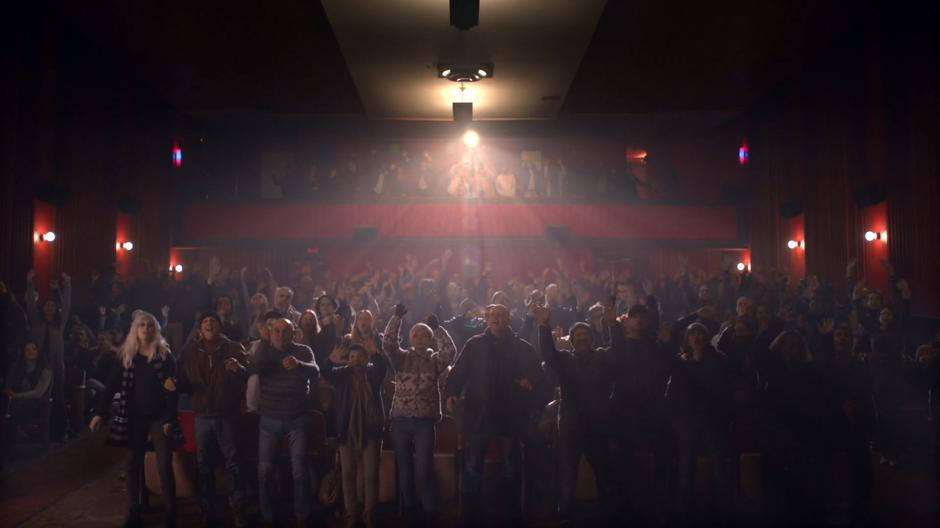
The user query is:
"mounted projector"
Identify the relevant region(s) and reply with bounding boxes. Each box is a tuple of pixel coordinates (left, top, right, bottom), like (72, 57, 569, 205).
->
(438, 63, 494, 83)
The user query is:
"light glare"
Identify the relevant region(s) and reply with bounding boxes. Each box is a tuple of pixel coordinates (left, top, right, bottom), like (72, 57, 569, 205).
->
(462, 129, 480, 148)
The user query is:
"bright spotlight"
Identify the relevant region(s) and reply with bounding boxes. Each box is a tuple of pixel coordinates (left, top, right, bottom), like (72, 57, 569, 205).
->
(174, 264, 183, 273)
(42, 231, 56, 242)
(122, 241, 135, 251)
(787, 240, 798, 250)
(462, 129, 480, 148)
(736, 262, 746, 271)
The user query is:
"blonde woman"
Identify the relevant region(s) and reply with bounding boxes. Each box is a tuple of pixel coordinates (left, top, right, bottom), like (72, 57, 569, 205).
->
(90, 311, 179, 527)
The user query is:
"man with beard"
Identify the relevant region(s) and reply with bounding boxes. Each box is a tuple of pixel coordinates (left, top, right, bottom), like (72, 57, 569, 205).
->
(174, 312, 249, 526)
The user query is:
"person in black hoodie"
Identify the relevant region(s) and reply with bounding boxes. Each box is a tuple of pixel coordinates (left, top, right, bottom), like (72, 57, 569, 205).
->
(866, 306, 906, 467)
(532, 302, 621, 522)
(755, 330, 829, 525)
(821, 321, 874, 523)
(664, 322, 732, 525)
(612, 303, 670, 521)
(323, 343, 387, 528)
(173, 312, 249, 527)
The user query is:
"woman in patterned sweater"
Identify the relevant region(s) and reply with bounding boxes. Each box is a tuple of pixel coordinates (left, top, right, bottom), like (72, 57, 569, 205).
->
(382, 303, 457, 524)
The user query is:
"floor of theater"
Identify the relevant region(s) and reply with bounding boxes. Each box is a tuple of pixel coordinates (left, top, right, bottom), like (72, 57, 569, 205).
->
(3, 432, 939, 527)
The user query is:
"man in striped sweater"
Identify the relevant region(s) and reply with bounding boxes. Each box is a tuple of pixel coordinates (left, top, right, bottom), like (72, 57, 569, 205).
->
(253, 318, 319, 526)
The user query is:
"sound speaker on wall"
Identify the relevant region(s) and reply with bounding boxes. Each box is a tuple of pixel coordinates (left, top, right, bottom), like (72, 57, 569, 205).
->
(117, 197, 143, 214)
(35, 182, 70, 206)
(545, 225, 571, 243)
(353, 226, 379, 242)
(779, 201, 804, 219)
(852, 183, 886, 208)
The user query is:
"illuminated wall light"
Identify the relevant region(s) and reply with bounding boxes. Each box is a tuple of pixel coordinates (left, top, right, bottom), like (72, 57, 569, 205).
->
(477, 68, 487, 78)
(864, 230, 878, 242)
(174, 264, 183, 273)
(787, 240, 798, 249)
(738, 142, 749, 165)
(41, 231, 56, 242)
(736, 262, 746, 271)
(116, 242, 122, 251)
(122, 241, 135, 251)
(881, 230, 888, 242)
(799, 240, 805, 249)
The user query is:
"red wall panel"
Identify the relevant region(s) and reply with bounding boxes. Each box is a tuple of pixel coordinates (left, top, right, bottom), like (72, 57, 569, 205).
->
(180, 203, 741, 242)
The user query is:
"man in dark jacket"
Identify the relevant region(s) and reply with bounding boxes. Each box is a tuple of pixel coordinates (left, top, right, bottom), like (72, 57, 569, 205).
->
(613, 303, 671, 520)
(445, 303, 547, 525)
(252, 318, 320, 526)
(323, 344, 387, 527)
(175, 312, 249, 526)
(532, 302, 621, 522)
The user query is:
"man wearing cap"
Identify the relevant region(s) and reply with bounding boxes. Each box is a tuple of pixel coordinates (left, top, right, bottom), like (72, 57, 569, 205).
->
(531, 302, 621, 522)
(174, 311, 250, 527)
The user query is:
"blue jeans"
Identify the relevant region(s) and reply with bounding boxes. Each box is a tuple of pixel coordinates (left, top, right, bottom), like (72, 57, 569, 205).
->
(258, 414, 312, 522)
(392, 417, 437, 513)
(195, 415, 244, 511)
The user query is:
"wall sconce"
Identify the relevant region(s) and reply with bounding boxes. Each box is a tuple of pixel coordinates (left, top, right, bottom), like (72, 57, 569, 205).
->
(35, 231, 56, 243)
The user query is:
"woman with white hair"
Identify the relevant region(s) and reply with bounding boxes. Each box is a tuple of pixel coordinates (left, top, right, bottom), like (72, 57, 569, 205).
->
(90, 311, 179, 527)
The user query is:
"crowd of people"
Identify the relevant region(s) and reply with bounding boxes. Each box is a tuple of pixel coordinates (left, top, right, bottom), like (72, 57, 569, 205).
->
(1, 250, 938, 527)
(260, 146, 648, 202)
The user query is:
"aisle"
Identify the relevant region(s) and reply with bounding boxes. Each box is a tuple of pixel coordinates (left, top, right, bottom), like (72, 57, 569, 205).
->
(0, 431, 124, 527)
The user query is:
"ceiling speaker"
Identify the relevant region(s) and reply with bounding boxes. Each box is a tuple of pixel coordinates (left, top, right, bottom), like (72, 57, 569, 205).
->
(450, 0, 479, 30)
(453, 102, 473, 124)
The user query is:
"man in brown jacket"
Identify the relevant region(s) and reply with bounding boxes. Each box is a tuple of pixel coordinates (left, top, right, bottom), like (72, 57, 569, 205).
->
(175, 312, 249, 527)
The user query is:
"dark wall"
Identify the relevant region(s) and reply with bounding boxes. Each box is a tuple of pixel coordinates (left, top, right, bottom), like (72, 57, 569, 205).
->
(1, 4, 184, 302)
(745, 2, 940, 317)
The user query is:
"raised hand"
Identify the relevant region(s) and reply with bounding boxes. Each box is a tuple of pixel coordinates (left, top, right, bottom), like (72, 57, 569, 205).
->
(602, 303, 618, 324)
(817, 318, 835, 335)
(846, 258, 858, 275)
(89, 415, 103, 432)
(530, 304, 550, 325)
(394, 303, 408, 318)
(426, 313, 440, 331)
